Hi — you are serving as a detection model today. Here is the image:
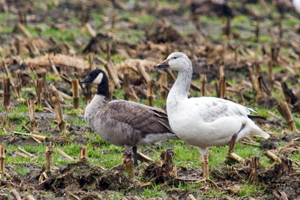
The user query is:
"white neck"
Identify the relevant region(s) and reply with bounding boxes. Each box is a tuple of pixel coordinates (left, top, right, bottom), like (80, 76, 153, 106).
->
(166, 69, 192, 113)
(85, 95, 107, 116)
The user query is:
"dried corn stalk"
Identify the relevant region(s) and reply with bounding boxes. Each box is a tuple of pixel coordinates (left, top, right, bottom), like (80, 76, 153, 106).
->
(24, 54, 89, 70)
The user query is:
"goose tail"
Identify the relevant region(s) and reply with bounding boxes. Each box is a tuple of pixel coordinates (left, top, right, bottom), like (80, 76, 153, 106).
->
(172, 133, 180, 140)
(251, 126, 270, 139)
(248, 115, 267, 122)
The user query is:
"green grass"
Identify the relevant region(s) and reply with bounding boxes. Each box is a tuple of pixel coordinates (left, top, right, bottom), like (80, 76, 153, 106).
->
(233, 15, 249, 24)
(46, 73, 62, 82)
(6, 144, 47, 168)
(41, 27, 90, 44)
(289, 152, 300, 164)
(140, 14, 155, 25)
(0, 25, 14, 33)
(108, 192, 124, 199)
(172, 140, 272, 169)
(295, 119, 300, 130)
(0, 12, 18, 27)
(113, 89, 124, 99)
(63, 107, 84, 115)
(141, 183, 166, 198)
(259, 35, 272, 43)
(282, 18, 300, 26)
(15, 104, 29, 112)
(11, 164, 32, 175)
(239, 183, 265, 197)
(200, 15, 222, 25)
(110, 53, 127, 64)
(87, 136, 124, 168)
(65, 116, 87, 127)
(116, 29, 144, 43)
(6, 142, 122, 171)
(91, 13, 104, 26)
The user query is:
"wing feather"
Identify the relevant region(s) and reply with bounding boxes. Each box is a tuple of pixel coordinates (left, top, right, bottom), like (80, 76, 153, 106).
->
(194, 97, 251, 122)
(108, 100, 173, 134)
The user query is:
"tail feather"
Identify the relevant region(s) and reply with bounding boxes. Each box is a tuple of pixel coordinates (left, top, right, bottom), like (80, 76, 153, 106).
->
(251, 127, 270, 139)
(170, 133, 180, 140)
(248, 115, 267, 121)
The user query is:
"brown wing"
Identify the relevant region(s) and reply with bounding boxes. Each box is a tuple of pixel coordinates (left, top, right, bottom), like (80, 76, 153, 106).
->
(108, 100, 173, 134)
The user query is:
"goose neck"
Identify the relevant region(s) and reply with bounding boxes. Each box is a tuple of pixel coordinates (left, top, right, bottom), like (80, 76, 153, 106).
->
(167, 69, 192, 110)
(97, 81, 110, 100)
(86, 95, 108, 111)
(84, 94, 108, 123)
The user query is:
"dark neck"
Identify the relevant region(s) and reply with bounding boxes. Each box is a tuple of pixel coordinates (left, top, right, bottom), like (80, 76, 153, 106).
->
(97, 80, 110, 100)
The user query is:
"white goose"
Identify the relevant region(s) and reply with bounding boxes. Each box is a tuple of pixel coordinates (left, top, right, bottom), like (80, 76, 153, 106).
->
(157, 52, 270, 179)
(293, 0, 300, 13)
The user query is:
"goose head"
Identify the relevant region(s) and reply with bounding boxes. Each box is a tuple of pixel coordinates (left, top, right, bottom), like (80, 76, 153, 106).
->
(81, 69, 107, 85)
(157, 52, 192, 72)
(81, 69, 110, 98)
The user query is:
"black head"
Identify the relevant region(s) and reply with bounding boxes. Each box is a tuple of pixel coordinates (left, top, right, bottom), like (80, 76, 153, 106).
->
(81, 69, 107, 84)
(81, 69, 110, 99)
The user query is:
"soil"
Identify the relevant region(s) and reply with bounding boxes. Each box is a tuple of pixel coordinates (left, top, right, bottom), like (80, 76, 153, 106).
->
(1, 149, 299, 199)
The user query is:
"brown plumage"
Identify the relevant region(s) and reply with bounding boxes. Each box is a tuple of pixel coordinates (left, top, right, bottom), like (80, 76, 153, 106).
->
(108, 101, 172, 135)
(81, 69, 178, 166)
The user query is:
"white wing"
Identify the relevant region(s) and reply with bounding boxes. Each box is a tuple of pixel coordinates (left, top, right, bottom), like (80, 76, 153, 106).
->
(188, 97, 251, 123)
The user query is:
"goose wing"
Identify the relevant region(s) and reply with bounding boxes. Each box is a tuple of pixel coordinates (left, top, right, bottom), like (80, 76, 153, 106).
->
(191, 97, 251, 123)
(108, 100, 173, 134)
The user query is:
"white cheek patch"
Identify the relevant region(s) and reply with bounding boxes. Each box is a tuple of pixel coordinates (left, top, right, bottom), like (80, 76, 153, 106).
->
(93, 73, 103, 84)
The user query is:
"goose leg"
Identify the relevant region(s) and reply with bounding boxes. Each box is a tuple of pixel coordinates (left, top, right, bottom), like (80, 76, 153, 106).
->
(228, 124, 246, 163)
(123, 151, 135, 180)
(198, 147, 209, 180)
(197, 148, 220, 190)
(132, 146, 138, 167)
(229, 123, 246, 154)
(201, 154, 209, 180)
(229, 133, 238, 154)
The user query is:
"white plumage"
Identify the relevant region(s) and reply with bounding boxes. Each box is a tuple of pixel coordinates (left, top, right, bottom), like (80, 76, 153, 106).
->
(168, 96, 269, 154)
(157, 52, 269, 179)
(293, 0, 300, 13)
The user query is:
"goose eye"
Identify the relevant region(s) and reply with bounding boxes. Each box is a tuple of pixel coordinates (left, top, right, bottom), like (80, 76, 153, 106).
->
(173, 57, 177, 59)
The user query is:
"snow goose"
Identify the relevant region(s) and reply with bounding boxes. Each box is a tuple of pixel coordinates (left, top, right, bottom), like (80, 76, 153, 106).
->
(293, 0, 300, 13)
(157, 52, 270, 179)
(81, 69, 178, 166)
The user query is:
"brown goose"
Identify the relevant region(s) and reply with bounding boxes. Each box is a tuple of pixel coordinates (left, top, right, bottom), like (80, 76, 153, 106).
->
(81, 69, 178, 166)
